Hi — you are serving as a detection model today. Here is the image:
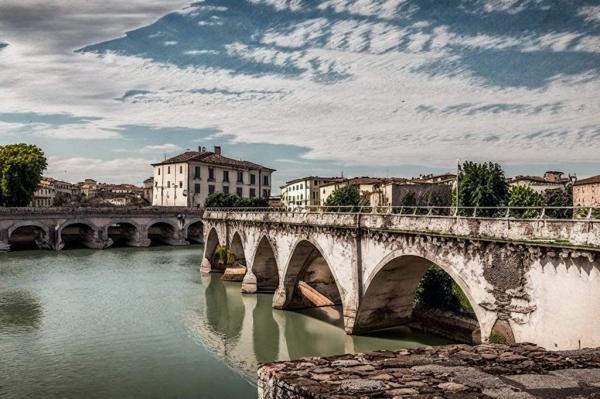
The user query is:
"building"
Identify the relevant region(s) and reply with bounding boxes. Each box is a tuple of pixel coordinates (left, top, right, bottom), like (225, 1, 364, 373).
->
(319, 177, 385, 206)
(281, 176, 344, 209)
(151, 145, 275, 207)
(508, 171, 572, 193)
(573, 175, 600, 208)
(143, 177, 154, 203)
(78, 179, 99, 198)
(31, 177, 55, 207)
(416, 173, 457, 185)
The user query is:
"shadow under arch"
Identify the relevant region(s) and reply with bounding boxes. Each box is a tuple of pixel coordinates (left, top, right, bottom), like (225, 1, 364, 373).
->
(229, 231, 246, 266)
(8, 222, 50, 250)
(185, 220, 203, 244)
(204, 228, 222, 272)
(250, 235, 279, 292)
(58, 221, 100, 249)
(147, 221, 177, 246)
(354, 252, 483, 343)
(106, 220, 140, 247)
(278, 239, 344, 318)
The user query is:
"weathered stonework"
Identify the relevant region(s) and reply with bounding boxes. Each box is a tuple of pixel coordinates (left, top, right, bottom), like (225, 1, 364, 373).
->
(0, 207, 204, 251)
(203, 210, 600, 350)
(258, 344, 600, 399)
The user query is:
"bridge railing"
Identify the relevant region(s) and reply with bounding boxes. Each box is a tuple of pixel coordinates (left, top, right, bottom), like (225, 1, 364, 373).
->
(0, 206, 205, 216)
(206, 206, 600, 221)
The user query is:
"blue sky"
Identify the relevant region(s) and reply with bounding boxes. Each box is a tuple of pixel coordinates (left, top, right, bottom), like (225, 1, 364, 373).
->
(0, 0, 599, 187)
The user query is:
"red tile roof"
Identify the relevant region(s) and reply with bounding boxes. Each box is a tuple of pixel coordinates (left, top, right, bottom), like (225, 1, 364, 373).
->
(151, 150, 275, 171)
(574, 175, 600, 186)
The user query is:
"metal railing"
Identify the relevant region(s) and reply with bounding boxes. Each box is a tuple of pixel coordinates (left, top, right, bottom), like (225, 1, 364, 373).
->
(206, 205, 600, 221)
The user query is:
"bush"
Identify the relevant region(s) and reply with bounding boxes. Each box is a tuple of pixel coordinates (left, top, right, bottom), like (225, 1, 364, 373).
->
(324, 185, 361, 211)
(204, 193, 268, 208)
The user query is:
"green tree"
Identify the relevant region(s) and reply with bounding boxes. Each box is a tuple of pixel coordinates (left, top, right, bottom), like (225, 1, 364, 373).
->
(456, 161, 509, 216)
(324, 185, 361, 211)
(508, 185, 545, 218)
(0, 144, 47, 207)
(204, 193, 268, 208)
(415, 265, 473, 314)
(544, 186, 573, 219)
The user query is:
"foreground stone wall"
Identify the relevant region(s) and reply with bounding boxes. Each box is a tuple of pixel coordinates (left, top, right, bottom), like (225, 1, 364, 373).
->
(258, 344, 600, 398)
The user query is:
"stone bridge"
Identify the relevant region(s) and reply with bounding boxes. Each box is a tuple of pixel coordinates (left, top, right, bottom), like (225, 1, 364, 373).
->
(0, 207, 204, 251)
(201, 209, 600, 351)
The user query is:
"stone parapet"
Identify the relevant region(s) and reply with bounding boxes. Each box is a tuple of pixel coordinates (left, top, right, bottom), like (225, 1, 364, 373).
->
(258, 344, 600, 398)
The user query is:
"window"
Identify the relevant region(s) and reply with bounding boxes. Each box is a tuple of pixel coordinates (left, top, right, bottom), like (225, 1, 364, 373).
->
(262, 189, 269, 198)
(194, 183, 200, 194)
(236, 187, 243, 197)
(237, 171, 243, 183)
(209, 185, 215, 194)
(158, 168, 161, 175)
(208, 167, 215, 181)
(179, 181, 183, 188)
(223, 171, 229, 182)
(223, 185, 229, 194)
(167, 181, 171, 188)
(155, 182, 158, 188)
(250, 174, 256, 185)
(179, 165, 183, 174)
(249, 188, 256, 198)
(263, 175, 269, 186)
(194, 166, 201, 179)
(167, 166, 171, 174)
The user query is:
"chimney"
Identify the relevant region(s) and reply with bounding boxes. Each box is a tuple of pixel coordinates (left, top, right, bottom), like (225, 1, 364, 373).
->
(198, 146, 207, 152)
(214, 145, 221, 155)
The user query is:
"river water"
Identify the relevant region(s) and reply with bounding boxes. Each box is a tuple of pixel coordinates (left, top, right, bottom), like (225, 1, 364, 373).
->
(0, 246, 449, 398)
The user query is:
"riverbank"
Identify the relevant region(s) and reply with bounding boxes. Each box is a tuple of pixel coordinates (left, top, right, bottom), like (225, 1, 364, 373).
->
(258, 343, 600, 398)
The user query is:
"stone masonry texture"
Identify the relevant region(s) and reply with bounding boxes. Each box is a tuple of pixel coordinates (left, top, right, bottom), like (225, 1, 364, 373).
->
(258, 344, 600, 398)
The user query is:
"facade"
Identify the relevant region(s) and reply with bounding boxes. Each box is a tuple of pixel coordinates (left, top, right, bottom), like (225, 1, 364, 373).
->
(508, 171, 571, 193)
(79, 179, 99, 198)
(319, 177, 392, 206)
(143, 177, 154, 203)
(573, 175, 600, 207)
(31, 177, 56, 207)
(416, 173, 456, 185)
(151, 145, 275, 207)
(281, 176, 344, 209)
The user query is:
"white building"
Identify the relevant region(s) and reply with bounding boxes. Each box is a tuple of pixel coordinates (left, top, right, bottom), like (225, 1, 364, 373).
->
(280, 176, 344, 210)
(508, 171, 572, 193)
(31, 177, 55, 207)
(151, 145, 275, 207)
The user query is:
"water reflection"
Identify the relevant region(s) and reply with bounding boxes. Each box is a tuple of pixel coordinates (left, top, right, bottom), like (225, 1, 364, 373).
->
(191, 274, 451, 380)
(0, 290, 43, 330)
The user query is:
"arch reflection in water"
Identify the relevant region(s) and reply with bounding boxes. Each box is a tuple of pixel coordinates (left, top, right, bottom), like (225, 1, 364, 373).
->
(188, 274, 452, 381)
(0, 290, 43, 330)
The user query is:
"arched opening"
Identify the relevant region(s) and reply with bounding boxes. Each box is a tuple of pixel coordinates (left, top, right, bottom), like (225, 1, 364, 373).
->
(8, 225, 49, 250)
(186, 221, 203, 244)
(60, 223, 97, 250)
(355, 255, 481, 344)
(203, 228, 222, 272)
(106, 222, 139, 247)
(229, 232, 246, 266)
(147, 222, 176, 246)
(279, 240, 342, 323)
(252, 236, 279, 292)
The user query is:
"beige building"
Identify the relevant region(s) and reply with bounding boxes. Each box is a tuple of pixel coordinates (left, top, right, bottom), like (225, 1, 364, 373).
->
(508, 171, 571, 193)
(143, 177, 154, 203)
(151, 145, 275, 207)
(31, 177, 55, 207)
(573, 175, 600, 207)
(319, 177, 384, 206)
(281, 176, 344, 210)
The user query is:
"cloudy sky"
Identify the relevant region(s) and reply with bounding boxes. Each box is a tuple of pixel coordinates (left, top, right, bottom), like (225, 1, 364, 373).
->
(0, 0, 599, 187)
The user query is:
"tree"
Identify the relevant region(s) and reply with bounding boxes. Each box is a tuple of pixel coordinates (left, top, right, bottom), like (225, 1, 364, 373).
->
(204, 193, 269, 208)
(544, 186, 573, 219)
(456, 161, 509, 216)
(324, 185, 361, 211)
(508, 185, 545, 218)
(415, 265, 473, 314)
(0, 144, 47, 207)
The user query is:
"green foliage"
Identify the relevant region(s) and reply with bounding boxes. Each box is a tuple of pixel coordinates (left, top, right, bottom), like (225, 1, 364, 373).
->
(324, 185, 361, 211)
(544, 187, 573, 219)
(508, 185, 545, 218)
(415, 265, 474, 314)
(456, 161, 509, 216)
(488, 333, 507, 344)
(204, 193, 268, 208)
(0, 144, 47, 206)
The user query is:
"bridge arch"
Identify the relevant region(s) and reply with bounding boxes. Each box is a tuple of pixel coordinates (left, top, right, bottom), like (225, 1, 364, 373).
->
(57, 220, 107, 250)
(8, 221, 51, 250)
(146, 219, 183, 246)
(275, 238, 344, 317)
(229, 231, 246, 266)
(248, 234, 279, 293)
(184, 218, 203, 244)
(354, 249, 489, 343)
(103, 220, 144, 247)
(202, 227, 223, 272)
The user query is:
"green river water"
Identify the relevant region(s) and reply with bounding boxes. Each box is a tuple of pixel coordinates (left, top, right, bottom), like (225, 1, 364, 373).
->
(0, 246, 449, 398)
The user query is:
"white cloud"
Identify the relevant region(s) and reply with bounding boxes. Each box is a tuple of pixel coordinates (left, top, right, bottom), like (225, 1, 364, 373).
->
(141, 143, 182, 153)
(47, 156, 153, 184)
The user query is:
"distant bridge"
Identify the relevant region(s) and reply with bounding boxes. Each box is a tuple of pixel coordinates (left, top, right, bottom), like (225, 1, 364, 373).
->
(202, 207, 599, 351)
(0, 207, 204, 251)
